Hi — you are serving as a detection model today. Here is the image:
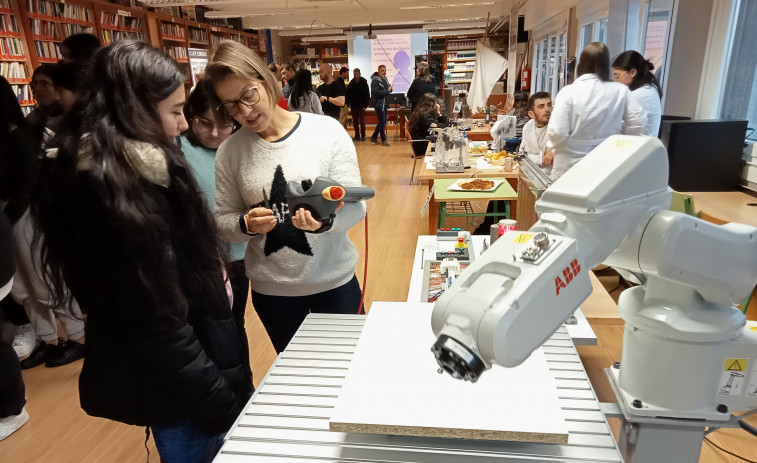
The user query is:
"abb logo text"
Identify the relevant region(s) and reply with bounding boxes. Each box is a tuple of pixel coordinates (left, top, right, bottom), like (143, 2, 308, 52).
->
(555, 259, 582, 296)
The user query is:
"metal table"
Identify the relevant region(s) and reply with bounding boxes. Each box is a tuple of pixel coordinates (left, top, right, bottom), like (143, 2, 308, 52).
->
(215, 313, 623, 462)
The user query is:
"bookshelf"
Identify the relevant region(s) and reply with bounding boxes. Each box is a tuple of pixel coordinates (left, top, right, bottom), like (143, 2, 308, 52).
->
(243, 31, 257, 52)
(20, 0, 95, 66)
(186, 19, 209, 49)
(0, 0, 34, 114)
(444, 36, 478, 95)
(93, 3, 147, 46)
(154, 15, 188, 62)
(209, 26, 227, 51)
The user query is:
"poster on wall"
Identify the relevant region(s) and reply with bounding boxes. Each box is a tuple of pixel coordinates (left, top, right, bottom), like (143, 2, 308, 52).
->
(370, 34, 413, 94)
(188, 48, 208, 84)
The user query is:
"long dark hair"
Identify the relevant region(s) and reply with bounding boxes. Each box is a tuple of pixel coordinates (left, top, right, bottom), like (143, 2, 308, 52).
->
(30, 40, 227, 317)
(408, 93, 437, 133)
(289, 68, 315, 110)
(577, 42, 612, 82)
(612, 50, 663, 98)
(182, 79, 236, 147)
(0, 76, 32, 203)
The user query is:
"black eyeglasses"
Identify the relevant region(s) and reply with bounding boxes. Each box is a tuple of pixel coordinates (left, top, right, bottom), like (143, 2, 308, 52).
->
(217, 85, 260, 116)
(194, 117, 235, 135)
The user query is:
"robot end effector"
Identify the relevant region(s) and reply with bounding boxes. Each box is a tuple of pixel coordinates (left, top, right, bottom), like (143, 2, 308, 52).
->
(431, 136, 757, 383)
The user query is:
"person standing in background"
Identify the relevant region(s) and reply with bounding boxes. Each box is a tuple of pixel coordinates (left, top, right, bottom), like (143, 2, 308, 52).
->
(406, 62, 436, 110)
(338, 67, 350, 128)
(347, 68, 369, 141)
(288, 69, 323, 115)
(60, 33, 100, 63)
(517, 91, 553, 177)
(25, 64, 61, 134)
(317, 63, 346, 121)
(281, 63, 296, 100)
(370, 65, 392, 147)
(612, 50, 663, 137)
(507, 91, 530, 138)
(546, 42, 643, 181)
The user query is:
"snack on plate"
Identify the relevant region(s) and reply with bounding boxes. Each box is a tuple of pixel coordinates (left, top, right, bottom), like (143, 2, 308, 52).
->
(468, 146, 487, 154)
(459, 179, 495, 190)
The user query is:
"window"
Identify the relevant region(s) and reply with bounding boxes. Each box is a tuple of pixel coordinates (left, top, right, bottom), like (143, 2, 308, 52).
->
(580, 23, 594, 53)
(721, 0, 757, 138)
(596, 18, 608, 44)
(640, 0, 673, 89)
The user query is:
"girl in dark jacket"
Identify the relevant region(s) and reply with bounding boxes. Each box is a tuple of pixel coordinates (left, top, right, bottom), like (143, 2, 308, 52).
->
(407, 92, 441, 156)
(29, 40, 253, 463)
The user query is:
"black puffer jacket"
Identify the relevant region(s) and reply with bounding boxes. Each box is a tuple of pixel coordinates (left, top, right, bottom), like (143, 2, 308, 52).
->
(67, 166, 253, 435)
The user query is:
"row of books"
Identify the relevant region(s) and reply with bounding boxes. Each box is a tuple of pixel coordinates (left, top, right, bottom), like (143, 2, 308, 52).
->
(448, 39, 477, 51)
(11, 83, 33, 104)
(101, 28, 143, 44)
(100, 11, 142, 31)
(29, 18, 92, 38)
(1, 60, 28, 79)
(0, 0, 11, 9)
(0, 12, 19, 33)
(164, 45, 187, 59)
(229, 34, 243, 44)
(34, 38, 61, 59)
(188, 26, 208, 43)
(320, 46, 346, 56)
(0, 36, 23, 55)
(161, 22, 185, 38)
(450, 72, 474, 81)
(25, 0, 92, 23)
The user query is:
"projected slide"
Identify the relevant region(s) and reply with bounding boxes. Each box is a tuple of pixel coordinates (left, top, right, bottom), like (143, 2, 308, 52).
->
(370, 34, 413, 93)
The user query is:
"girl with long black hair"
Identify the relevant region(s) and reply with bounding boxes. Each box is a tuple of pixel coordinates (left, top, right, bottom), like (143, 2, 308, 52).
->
(407, 92, 441, 156)
(29, 41, 253, 462)
(612, 50, 663, 136)
(288, 68, 323, 114)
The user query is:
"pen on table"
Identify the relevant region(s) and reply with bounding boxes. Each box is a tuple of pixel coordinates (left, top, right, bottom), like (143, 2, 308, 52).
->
(420, 248, 425, 268)
(262, 188, 271, 209)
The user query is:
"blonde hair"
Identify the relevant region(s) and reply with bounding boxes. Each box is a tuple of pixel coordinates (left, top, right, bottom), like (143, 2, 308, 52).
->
(204, 40, 283, 107)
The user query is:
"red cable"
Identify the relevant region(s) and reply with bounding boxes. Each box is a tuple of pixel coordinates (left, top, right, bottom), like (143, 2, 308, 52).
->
(357, 212, 368, 314)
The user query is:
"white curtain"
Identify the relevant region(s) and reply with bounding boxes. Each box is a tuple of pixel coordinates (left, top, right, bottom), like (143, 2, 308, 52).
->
(467, 40, 508, 113)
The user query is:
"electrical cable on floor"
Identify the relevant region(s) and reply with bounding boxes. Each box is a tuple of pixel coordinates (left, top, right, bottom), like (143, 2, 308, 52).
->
(357, 212, 368, 314)
(740, 419, 757, 437)
(704, 436, 757, 462)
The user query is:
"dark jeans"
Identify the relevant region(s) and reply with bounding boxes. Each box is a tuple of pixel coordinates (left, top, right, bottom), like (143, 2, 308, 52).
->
(0, 310, 25, 418)
(152, 419, 224, 463)
(352, 106, 366, 139)
(251, 275, 362, 353)
(228, 260, 251, 378)
(371, 106, 388, 142)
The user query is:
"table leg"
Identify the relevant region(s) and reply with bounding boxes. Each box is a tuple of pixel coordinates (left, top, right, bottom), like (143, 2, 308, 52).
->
(438, 202, 446, 229)
(428, 180, 438, 234)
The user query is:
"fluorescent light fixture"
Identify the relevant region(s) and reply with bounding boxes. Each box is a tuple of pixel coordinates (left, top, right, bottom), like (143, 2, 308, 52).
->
(205, 11, 293, 18)
(427, 29, 484, 37)
(422, 17, 486, 23)
(423, 22, 487, 30)
(401, 2, 494, 9)
(301, 35, 351, 42)
(278, 28, 343, 36)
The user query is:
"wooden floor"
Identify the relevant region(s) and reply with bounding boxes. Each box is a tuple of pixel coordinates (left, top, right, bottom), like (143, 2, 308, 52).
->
(3, 135, 756, 462)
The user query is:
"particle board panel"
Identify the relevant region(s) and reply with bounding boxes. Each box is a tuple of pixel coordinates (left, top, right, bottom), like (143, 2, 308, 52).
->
(328, 302, 570, 444)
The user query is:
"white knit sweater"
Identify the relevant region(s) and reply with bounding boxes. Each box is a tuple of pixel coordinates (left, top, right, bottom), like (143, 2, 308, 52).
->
(215, 112, 366, 296)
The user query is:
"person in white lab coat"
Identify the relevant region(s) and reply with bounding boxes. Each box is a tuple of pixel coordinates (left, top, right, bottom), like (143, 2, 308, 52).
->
(612, 50, 663, 136)
(545, 42, 643, 181)
(518, 91, 553, 177)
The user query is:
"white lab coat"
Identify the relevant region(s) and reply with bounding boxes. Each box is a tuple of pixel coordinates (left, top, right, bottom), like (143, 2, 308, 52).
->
(631, 84, 662, 136)
(518, 119, 552, 177)
(546, 74, 643, 180)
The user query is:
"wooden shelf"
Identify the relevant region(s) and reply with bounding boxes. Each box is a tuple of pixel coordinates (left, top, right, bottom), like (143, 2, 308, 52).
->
(0, 7, 14, 13)
(0, 31, 21, 38)
(32, 34, 63, 41)
(27, 12, 93, 27)
(450, 79, 471, 83)
(99, 24, 141, 32)
(447, 58, 475, 62)
(161, 34, 186, 42)
(0, 55, 26, 61)
(7, 77, 31, 83)
(449, 69, 472, 73)
(37, 56, 59, 62)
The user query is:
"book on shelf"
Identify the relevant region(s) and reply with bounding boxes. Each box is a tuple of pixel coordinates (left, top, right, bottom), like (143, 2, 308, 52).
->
(164, 45, 187, 59)
(1, 36, 24, 55)
(0, 0, 12, 9)
(0, 12, 19, 32)
(34, 39, 61, 59)
(100, 11, 142, 31)
(188, 26, 208, 43)
(102, 28, 143, 44)
(1, 61, 28, 79)
(161, 22, 185, 38)
(26, 0, 92, 23)
(12, 82, 33, 103)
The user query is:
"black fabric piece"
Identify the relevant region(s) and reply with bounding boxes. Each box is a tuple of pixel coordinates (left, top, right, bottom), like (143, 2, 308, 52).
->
(0, 128, 38, 224)
(263, 165, 313, 257)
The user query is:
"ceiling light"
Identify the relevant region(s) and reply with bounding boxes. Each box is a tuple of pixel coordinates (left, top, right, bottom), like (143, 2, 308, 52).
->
(427, 29, 485, 37)
(301, 35, 351, 42)
(423, 17, 486, 23)
(423, 22, 487, 30)
(205, 11, 294, 18)
(278, 28, 344, 36)
(401, 2, 494, 10)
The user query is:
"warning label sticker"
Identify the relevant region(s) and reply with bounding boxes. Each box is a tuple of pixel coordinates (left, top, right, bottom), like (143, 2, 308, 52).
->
(513, 234, 533, 244)
(719, 358, 748, 396)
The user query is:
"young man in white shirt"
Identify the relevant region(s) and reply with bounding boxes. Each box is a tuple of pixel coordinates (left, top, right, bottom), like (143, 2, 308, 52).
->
(518, 91, 553, 177)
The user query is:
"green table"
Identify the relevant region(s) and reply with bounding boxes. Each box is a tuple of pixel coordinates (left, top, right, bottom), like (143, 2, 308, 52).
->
(433, 178, 518, 229)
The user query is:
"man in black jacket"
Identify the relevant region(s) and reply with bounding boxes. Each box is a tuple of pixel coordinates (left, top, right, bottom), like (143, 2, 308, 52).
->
(347, 68, 370, 141)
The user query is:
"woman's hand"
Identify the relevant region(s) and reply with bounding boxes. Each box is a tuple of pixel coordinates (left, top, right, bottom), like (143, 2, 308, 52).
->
(245, 207, 277, 234)
(291, 202, 344, 232)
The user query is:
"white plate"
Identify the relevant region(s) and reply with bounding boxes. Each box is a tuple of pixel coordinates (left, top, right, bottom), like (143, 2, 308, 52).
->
(448, 179, 504, 192)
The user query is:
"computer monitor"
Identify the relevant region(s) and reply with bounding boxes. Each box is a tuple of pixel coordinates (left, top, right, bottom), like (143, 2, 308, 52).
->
(388, 92, 408, 107)
(659, 119, 747, 191)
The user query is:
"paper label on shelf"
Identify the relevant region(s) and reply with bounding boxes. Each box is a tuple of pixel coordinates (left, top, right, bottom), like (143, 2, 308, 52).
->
(117, 10, 131, 17)
(718, 358, 748, 396)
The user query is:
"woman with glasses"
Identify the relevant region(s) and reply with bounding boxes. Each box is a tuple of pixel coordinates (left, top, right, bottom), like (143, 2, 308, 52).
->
(546, 42, 643, 181)
(612, 50, 663, 136)
(26, 64, 62, 137)
(205, 40, 367, 354)
(288, 68, 323, 115)
(179, 81, 252, 379)
(29, 41, 253, 462)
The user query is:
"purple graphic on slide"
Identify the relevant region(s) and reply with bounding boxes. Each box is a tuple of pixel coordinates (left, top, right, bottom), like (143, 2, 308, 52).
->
(392, 50, 412, 93)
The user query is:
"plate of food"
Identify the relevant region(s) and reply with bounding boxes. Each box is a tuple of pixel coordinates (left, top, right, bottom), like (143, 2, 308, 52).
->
(448, 178, 504, 192)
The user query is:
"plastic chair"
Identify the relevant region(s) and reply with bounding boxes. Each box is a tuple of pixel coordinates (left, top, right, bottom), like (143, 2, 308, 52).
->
(406, 120, 430, 185)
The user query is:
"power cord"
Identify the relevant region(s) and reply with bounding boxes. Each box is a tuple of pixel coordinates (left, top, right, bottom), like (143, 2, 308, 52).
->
(704, 437, 757, 463)
(357, 211, 368, 314)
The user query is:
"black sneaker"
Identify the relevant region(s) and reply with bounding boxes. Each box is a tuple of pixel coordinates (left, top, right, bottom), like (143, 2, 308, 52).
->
(19, 341, 49, 370)
(371, 138, 379, 145)
(352, 136, 360, 141)
(45, 338, 85, 368)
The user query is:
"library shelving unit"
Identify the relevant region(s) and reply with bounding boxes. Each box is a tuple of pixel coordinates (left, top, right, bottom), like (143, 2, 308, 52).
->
(209, 25, 228, 51)
(186, 18, 209, 50)
(156, 15, 188, 62)
(258, 32, 267, 62)
(93, 2, 147, 46)
(445, 36, 477, 95)
(20, 0, 95, 66)
(1, 0, 34, 114)
(228, 30, 242, 45)
(244, 31, 258, 54)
